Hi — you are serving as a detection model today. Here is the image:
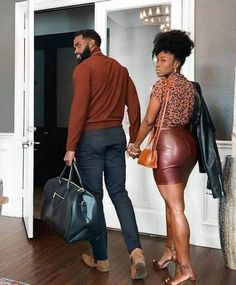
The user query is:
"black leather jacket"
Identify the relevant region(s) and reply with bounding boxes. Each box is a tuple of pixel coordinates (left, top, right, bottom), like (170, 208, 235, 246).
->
(190, 82, 225, 198)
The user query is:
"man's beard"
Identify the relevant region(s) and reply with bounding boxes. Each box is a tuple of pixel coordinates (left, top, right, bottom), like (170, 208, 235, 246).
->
(77, 45, 91, 64)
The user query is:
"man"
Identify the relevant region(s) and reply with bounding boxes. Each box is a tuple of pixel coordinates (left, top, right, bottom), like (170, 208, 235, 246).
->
(64, 29, 147, 280)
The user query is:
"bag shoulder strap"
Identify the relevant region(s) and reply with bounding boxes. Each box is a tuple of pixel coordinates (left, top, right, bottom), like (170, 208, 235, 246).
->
(150, 79, 170, 149)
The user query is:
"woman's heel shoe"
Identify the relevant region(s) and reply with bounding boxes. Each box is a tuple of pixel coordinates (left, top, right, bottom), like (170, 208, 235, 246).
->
(153, 245, 176, 270)
(165, 264, 196, 285)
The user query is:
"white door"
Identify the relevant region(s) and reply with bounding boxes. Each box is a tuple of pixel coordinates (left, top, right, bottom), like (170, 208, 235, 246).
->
(94, 0, 194, 235)
(22, 0, 34, 238)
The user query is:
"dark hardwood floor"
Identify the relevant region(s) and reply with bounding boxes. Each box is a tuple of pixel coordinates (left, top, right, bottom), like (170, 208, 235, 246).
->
(0, 216, 236, 285)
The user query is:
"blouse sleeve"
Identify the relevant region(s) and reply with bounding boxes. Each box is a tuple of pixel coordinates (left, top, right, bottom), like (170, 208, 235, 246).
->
(151, 79, 167, 104)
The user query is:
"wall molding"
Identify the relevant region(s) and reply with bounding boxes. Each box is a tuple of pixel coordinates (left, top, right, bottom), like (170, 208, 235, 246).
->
(0, 133, 14, 139)
(0, 133, 22, 217)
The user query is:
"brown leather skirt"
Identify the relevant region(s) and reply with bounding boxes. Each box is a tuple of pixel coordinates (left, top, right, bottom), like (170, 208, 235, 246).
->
(153, 125, 198, 185)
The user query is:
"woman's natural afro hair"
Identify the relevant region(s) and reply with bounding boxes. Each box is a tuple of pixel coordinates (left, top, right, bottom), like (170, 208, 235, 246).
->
(152, 30, 194, 67)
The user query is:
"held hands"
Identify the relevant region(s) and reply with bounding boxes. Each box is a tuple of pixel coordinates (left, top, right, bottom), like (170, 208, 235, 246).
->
(127, 143, 141, 159)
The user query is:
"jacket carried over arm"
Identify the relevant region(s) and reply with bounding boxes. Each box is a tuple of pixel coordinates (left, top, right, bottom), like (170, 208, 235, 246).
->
(190, 82, 225, 198)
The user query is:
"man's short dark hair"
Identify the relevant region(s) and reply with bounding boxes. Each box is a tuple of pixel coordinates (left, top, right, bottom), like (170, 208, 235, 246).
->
(74, 29, 101, 47)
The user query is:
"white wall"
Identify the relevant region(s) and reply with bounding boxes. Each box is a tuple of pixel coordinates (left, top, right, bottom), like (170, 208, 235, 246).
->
(108, 16, 159, 116)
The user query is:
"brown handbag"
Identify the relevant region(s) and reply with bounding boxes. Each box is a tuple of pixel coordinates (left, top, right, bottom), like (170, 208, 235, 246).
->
(138, 81, 170, 168)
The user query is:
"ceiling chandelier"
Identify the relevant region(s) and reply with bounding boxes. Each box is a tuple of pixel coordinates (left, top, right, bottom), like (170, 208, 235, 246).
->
(139, 5, 171, 31)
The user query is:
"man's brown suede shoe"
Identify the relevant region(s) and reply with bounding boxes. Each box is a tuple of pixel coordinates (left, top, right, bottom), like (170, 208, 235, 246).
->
(81, 253, 110, 272)
(130, 248, 147, 280)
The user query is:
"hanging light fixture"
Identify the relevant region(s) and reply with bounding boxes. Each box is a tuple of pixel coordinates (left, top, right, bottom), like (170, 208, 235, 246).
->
(139, 5, 171, 31)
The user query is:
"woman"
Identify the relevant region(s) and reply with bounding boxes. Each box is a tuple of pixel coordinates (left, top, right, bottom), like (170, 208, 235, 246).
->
(128, 30, 197, 285)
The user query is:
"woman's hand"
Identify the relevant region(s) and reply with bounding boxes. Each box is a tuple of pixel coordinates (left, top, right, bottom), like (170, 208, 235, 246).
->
(127, 143, 141, 159)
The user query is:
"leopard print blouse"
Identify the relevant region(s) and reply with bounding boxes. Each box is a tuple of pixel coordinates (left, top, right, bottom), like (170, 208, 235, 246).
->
(151, 73, 195, 127)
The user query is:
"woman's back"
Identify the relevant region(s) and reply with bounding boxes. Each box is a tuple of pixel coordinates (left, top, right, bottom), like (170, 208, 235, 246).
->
(151, 73, 195, 127)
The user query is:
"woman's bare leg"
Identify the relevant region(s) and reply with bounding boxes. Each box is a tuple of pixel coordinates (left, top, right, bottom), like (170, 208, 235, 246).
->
(153, 203, 176, 268)
(158, 183, 196, 284)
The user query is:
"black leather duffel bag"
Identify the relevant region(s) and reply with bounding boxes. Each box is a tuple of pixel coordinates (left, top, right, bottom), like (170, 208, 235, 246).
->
(41, 161, 101, 243)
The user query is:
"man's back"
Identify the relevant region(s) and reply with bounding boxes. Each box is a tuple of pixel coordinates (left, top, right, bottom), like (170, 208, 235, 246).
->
(67, 52, 140, 151)
(75, 53, 130, 129)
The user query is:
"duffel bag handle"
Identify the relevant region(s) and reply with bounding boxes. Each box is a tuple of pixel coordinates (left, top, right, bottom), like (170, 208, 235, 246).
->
(59, 160, 84, 190)
(72, 160, 83, 187)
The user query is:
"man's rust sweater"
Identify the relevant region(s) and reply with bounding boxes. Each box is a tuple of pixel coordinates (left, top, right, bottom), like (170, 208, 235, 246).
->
(66, 50, 141, 151)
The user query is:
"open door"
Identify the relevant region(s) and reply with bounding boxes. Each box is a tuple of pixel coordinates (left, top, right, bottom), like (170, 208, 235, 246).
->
(22, 0, 34, 238)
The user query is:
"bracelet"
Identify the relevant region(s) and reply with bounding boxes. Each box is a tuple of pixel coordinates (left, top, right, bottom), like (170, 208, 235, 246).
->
(129, 150, 140, 156)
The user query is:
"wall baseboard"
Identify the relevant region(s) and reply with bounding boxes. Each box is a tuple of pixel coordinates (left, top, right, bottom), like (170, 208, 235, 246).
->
(0, 133, 22, 217)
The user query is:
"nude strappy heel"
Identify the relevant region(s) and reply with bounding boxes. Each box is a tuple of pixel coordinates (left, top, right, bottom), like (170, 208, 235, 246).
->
(153, 245, 177, 270)
(165, 264, 196, 285)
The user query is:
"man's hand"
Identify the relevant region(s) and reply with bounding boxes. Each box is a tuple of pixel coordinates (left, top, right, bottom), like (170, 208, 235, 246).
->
(126, 143, 141, 159)
(64, 151, 75, 166)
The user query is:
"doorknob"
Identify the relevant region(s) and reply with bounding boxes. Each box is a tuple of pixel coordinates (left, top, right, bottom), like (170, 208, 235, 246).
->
(22, 140, 33, 149)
